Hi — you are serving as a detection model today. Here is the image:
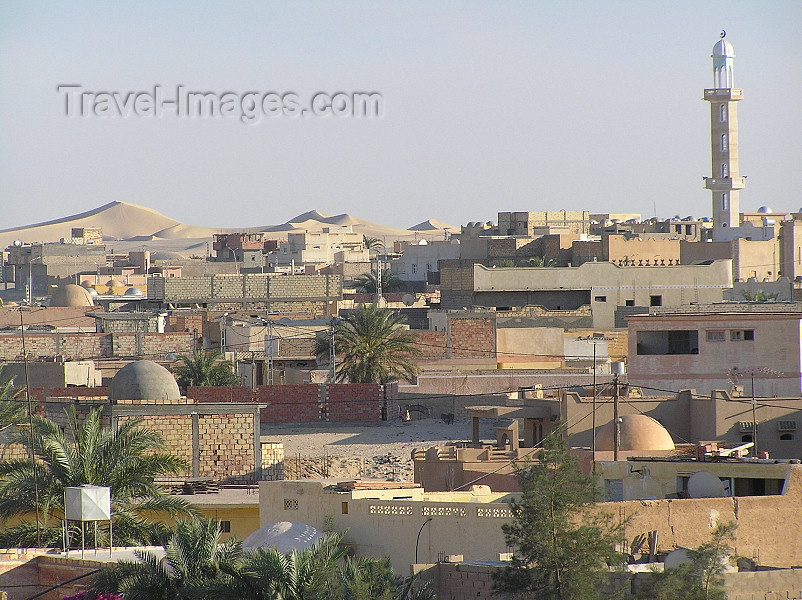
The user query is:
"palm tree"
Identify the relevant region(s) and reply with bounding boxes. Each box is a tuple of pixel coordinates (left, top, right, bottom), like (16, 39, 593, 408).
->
(0, 407, 194, 547)
(93, 518, 243, 600)
(315, 304, 421, 384)
(519, 256, 556, 267)
(354, 268, 403, 294)
(0, 365, 26, 433)
(362, 235, 384, 253)
(173, 350, 240, 389)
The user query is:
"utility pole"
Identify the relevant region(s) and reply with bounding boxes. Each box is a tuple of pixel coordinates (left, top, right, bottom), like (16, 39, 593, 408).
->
(377, 259, 383, 303)
(578, 335, 615, 473)
(751, 371, 758, 456)
(611, 361, 626, 463)
(265, 319, 274, 386)
(328, 318, 337, 384)
(19, 307, 41, 548)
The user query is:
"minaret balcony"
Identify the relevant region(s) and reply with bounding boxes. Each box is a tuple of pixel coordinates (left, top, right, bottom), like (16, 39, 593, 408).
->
(704, 177, 745, 190)
(703, 88, 743, 101)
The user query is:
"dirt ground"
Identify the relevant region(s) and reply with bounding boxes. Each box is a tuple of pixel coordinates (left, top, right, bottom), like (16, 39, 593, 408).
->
(260, 418, 492, 481)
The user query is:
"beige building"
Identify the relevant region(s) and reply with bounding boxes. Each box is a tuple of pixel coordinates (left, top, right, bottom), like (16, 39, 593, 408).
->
(680, 237, 779, 282)
(271, 226, 369, 267)
(440, 261, 733, 329)
(258, 479, 514, 572)
(627, 304, 802, 397)
(498, 210, 590, 235)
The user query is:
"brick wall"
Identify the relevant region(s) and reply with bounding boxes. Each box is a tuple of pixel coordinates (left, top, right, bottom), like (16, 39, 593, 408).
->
(118, 414, 195, 478)
(0, 332, 192, 361)
(198, 413, 253, 480)
(411, 315, 495, 360)
(435, 562, 496, 600)
(190, 383, 388, 423)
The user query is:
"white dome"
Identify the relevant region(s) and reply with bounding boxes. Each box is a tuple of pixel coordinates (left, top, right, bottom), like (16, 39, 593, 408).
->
(757, 206, 773, 214)
(712, 39, 735, 57)
(243, 522, 322, 553)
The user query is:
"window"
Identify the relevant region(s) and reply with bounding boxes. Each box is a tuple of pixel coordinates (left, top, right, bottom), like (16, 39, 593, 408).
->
(219, 521, 231, 533)
(625, 299, 635, 307)
(722, 193, 728, 210)
(781, 433, 794, 441)
(284, 498, 299, 510)
(730, 330, 754, 341)
(721, 134, 728, 151)
(706, 330, 726, 342)
(341, 501, 349, 514)
(636, 330, 699, 355)
(650, 295, 662, 307)
(721, 163, 727, 177)
(720, 104, 727, 122)
(779, 420, 797, 432)
(411, 264, 417, 274)
(743, 329, 754, 340)
(594, 296, 607, 302)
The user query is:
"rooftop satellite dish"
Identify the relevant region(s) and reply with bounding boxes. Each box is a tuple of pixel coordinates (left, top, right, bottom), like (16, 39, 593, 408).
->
(402, 294, 416, 306)
(687, 471, 727, 498)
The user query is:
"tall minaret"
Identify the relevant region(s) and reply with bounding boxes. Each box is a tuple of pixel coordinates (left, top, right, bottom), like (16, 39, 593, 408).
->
(704, 33, 745, 239)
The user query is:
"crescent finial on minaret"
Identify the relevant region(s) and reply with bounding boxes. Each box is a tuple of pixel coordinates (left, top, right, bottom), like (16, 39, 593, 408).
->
(720, 30, 726, 38)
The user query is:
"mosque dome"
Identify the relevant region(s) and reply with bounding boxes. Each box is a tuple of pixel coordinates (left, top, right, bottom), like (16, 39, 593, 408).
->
(106, 279, 124, 288)
(596, 415, 674, 452)
(124, 287, 144, 297)
(757, 206, 773, 214)
(109, 360, 181, 402)
(50, 284, 94, 307)
(712, 39, 735, 57)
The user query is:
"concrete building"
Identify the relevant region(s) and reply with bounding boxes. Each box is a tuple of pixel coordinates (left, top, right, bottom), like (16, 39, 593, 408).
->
(271, 227, 369, 267)
(497, 211, 590, 236)
(440, 261, 733, 330)
(5, 241, 107, 298)
(393, 239, 461, 283)
(627, 303, 802, 397)
(258, 479, 514, 572)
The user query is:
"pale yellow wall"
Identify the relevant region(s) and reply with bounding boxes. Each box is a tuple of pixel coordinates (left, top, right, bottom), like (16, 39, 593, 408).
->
(496, 327, 563, 362)
(603, 236, 681, 265)
(259, 480, 514, 571)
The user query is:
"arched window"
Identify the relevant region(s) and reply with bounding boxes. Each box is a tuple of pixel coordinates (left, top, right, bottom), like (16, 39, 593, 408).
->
(721, 163, 727, 178)
(720, 104, 727, 122)
(722, 193, 728, 210)
(781, 433, 794, 441)
(741, 434, 753, 443)
(721, 134, 728, 151)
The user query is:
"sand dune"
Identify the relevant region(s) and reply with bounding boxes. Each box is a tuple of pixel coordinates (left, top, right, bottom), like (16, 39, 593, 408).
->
(1, 202, 459, 256)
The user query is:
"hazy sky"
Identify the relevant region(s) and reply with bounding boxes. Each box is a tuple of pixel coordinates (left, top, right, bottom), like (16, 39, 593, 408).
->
(1, 1, 801, 231)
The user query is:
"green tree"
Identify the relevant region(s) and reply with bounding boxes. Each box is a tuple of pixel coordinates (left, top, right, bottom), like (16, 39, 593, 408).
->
(519, 256, 557, 267)
(173, 350, 240, 389)
(93, 518, 243, 600)
(0, 407, 194, 547)
(493, 426, 626, 600)
(635, 522, 736, 600)
(740, 288, 778, 302)
(315, 304, 421, 384)
(354, 268, 403, 294)
(363, 235, 384, 253)
(0, 365, 26, 433)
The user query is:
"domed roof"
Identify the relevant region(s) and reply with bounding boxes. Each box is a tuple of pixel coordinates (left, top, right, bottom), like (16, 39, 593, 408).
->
(757, 206, 773, 214)
(109, 360, 180, 402)
(243, 522, 322, 553)
(106, 279, 124, 288)
(50, 284, 94, 307)
(712, 39, 735, 57)
(596, 415, 674, 452)
(124, 287, 144, 297)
